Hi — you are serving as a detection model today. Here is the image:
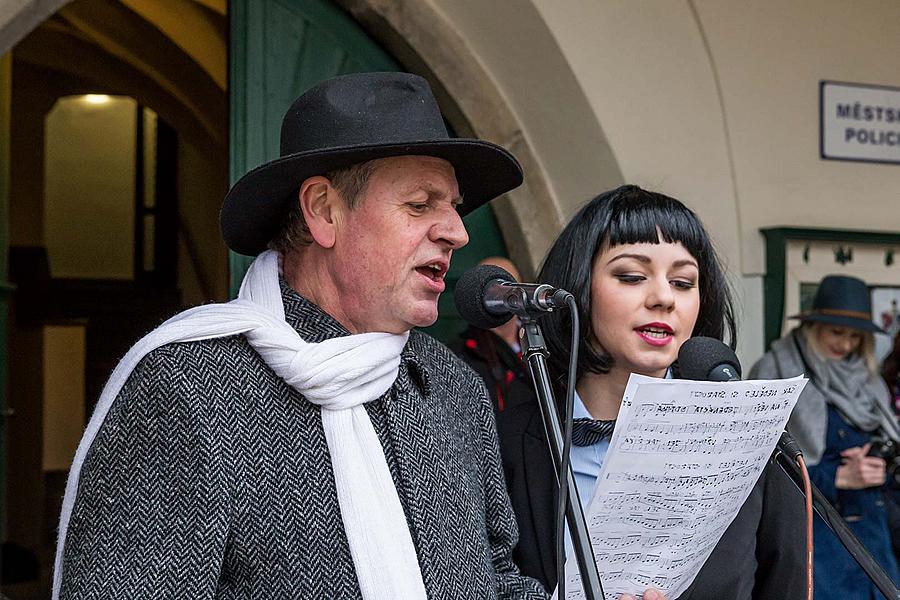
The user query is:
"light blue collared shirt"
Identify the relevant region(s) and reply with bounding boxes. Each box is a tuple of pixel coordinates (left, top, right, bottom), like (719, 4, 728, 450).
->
(564, 369, 672, 555)
(565, 390, 609, 556)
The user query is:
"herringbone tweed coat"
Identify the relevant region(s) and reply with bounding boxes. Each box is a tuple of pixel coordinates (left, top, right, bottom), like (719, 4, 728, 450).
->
(59, 282, 547, 599)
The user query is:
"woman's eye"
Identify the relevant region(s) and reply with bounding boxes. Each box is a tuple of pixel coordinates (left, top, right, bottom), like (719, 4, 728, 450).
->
(671, 279, 697, 290)
(615, 274, 645, 283)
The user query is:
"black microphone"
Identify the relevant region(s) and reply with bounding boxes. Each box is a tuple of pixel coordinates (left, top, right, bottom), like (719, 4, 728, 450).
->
(677, 336, 803, 459)
(454, 264, 573, 329)
(676, 336, 742, 381)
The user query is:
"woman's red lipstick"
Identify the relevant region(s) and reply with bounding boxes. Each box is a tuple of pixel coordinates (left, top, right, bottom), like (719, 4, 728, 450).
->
(634, 322, 674, 346)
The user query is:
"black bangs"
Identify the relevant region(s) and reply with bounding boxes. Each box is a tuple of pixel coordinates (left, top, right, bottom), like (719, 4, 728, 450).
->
(603, 187, 707, 260)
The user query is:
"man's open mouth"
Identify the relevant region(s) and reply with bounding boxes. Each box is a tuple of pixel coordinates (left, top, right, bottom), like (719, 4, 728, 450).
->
(416, 262, 447, 281)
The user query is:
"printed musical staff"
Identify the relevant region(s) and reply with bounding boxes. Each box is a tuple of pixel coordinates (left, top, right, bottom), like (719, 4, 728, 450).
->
(558, 374, 806, 600)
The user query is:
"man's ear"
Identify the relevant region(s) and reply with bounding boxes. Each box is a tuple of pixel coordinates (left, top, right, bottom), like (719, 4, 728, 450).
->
(299, 176, 340, 248)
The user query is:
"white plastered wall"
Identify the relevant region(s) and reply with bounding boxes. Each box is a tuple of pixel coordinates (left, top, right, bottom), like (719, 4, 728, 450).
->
(434, 0, 755, 360)
(429, 0, 625, 224)
(435, 0, 900, 367)
(44, 95, 137, 279)
(530, 0, 742, 267)
(5, 0, 900, 365)
(692, 0, 900, 272)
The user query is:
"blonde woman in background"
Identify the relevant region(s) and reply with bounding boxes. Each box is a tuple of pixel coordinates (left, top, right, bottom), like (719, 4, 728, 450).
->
(750, 274, 900, 600)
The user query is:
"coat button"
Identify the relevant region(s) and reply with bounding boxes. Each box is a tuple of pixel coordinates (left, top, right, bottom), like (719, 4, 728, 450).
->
(838, 429, 847, 439)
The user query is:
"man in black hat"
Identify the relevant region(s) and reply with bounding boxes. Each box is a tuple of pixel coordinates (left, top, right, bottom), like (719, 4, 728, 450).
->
(54, 72, 547, 599)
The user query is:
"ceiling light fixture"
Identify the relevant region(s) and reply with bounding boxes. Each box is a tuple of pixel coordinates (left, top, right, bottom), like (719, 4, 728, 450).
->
(83, 94, 110, 105)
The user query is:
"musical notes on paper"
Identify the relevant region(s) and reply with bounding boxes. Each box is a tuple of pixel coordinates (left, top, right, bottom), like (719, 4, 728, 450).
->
(557, 374, 806, 600)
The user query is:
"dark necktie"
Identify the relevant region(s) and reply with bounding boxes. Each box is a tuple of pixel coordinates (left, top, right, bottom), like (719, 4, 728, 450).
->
(571, 417, 616, 447)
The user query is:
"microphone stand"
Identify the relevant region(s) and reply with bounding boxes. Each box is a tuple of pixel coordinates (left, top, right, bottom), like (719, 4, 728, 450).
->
(520, 316, 604, 599)
(774, 437, 899, 599)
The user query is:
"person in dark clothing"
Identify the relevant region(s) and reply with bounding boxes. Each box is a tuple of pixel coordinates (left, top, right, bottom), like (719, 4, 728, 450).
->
(883, 330, 900, 417)
(882, 330, 900, 566)
(496, 185, 807, 599)
(455, 256, 536, 414)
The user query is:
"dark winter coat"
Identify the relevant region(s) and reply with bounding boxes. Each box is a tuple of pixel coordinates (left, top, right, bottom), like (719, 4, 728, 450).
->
(453, 326, 535, 414)
(58, 283, 546, 599)
(805, 406, 900, 600)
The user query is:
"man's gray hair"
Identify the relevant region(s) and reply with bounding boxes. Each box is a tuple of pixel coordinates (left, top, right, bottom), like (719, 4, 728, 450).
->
(269, 159, 378, 254)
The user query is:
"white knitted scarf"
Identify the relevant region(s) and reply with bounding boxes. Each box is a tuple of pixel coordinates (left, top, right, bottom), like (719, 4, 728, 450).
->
(52, 250, 426, 600)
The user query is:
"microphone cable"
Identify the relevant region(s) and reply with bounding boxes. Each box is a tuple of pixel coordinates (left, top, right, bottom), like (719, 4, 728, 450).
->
(796, 454, 814, 600)
(779, 432, 813, 600)
(555, 295, 580, 599)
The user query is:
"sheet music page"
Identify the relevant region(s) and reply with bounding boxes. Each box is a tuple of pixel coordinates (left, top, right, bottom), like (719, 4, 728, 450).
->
(557, 374, 806, 600)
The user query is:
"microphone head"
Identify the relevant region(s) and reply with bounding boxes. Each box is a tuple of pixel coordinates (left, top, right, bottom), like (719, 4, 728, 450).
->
(454, 264, 515, 329)
(676, 336, 742, 381)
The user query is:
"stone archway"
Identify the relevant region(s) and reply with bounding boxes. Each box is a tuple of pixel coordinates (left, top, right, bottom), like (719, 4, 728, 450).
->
(335, 0, 624, 276)
(2, 0, 625, 276)
(0, 0, 73, 55)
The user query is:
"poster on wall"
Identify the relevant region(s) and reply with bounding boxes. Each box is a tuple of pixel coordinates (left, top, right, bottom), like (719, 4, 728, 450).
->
(821, 80, 900, 165)
(872, 286, 900, 360)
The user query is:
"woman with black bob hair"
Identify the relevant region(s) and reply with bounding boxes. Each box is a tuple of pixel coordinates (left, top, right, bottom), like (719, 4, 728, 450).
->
(496, 185, 805, 600)
(539, 185, 736, 382)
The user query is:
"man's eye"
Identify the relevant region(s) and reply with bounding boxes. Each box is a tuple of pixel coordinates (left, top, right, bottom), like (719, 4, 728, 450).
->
(409, 203, 428, 212)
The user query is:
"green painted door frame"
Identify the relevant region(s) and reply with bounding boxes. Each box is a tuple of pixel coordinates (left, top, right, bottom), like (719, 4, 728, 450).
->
(229, 0, 508, 344)
(761, 226, 900, 350)
(230, 0, 400, 297)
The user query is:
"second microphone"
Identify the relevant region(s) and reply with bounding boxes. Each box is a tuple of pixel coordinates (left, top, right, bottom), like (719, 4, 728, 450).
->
(454, 264, 574, 329)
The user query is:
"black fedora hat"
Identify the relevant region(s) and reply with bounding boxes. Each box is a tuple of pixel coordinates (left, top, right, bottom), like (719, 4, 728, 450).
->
(789, 274, 885, 334)
(221, 72, 524, 256)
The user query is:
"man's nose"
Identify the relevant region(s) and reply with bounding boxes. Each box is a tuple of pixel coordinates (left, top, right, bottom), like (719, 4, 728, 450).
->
(432, 207, 469, 249)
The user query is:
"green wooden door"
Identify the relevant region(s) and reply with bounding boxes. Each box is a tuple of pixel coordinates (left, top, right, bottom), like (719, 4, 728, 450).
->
(229, 0, 507, 344)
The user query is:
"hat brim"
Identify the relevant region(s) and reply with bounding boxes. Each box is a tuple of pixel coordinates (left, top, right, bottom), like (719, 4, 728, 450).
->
(788, 312, 886, 334)
(220, 139, 523, 256)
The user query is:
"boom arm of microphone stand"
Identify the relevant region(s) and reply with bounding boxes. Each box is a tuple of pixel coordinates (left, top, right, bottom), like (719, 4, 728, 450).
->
(773, 444, 899, 599)
(520, 318, 604, 599)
